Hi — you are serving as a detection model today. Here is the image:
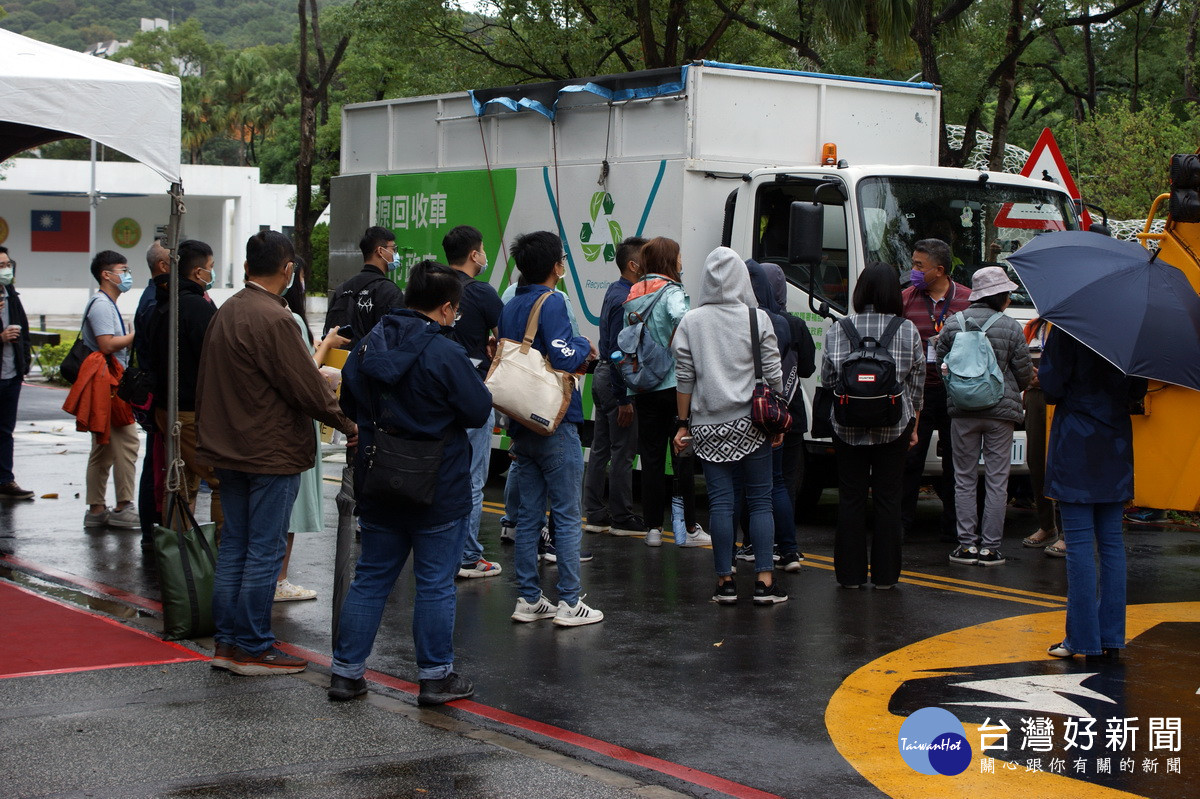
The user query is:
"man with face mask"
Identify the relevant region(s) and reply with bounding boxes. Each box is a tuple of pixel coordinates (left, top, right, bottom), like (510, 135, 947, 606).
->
(148, 240, 221, 529)
(80, 251, 140, 527)
(196, 231, 358, 676)
(323, 226, 405, 349)
(0, 246, 34, 500)
(900, 238, 971, 540)
(442, 225, 505, 579)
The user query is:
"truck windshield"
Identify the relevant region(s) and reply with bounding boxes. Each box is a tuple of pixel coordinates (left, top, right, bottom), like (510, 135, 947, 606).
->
(857, 177, 1079, 309)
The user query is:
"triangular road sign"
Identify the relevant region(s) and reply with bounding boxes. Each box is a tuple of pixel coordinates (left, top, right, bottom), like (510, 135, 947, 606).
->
(994, 128, 1092, 230)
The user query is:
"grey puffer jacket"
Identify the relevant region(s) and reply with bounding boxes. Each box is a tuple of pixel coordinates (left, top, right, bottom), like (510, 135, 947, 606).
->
(935, 303, 1032, 423)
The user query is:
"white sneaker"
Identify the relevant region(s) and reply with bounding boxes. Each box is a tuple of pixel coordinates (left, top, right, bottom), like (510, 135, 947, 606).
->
(83, 508, 109, 528)
(553, 597, 604, 627)
(106, 504, 140, 529)
(274, 579, 317, 602)
(682, 525, 712, 547)
(511, 594, 558, 623)
(458, 558, 503, 579)
(644, 528, 663, 547)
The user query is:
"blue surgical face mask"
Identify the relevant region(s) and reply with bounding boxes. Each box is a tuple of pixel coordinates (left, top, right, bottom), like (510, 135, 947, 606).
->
(114, 271, 133, 293)
(199, 267, 214, 291)
(390, 250, 401, 270)
(909, 268, 927, 291)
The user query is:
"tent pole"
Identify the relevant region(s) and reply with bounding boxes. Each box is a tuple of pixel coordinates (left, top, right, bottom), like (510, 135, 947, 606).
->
(163, 183, 186, 515)
(88, 141, 97, 255)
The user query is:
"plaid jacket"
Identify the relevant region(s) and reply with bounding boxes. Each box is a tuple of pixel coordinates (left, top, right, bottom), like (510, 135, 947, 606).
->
(820, 310, 925, 445)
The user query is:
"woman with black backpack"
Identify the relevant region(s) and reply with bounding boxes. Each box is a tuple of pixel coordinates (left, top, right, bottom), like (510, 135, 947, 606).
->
(820, 262, 924, 589)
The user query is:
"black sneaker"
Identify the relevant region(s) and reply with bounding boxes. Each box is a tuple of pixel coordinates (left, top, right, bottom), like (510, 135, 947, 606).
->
(579, 549, 594, 563)
(976, 548, 1006, 566)
(949, 545, 979, 565)
(752, 580, 788, 605)
(713, 581, 738, 604)
(736, 544, 755, 562)
(777, 551, 803, 572)
(327, 674, 368, 701)
(418, 672, 475, 705)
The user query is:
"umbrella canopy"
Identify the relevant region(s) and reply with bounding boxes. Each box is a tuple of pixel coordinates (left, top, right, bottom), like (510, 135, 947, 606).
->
(1008, 231, 1200, 391)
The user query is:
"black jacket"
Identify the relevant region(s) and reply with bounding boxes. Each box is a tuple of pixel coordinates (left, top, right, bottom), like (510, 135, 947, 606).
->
(2, 284, 31, 377)
(325, 265, 405, 348)
(149, 279, 218, 411)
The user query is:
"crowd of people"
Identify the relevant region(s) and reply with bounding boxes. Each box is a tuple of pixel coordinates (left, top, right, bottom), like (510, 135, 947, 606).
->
(0, 219, 1139, 703)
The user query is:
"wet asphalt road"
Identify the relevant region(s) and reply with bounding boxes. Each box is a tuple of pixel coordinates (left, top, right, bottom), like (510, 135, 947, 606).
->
(4, 382, 1199, 799)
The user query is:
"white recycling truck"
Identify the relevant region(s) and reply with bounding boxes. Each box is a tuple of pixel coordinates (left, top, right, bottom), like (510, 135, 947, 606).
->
(329, 61, 1080, 504)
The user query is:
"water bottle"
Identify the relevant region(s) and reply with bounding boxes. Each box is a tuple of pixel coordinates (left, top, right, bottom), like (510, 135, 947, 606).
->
(672, 495, 687, 545)
(611, 350, 624, 364)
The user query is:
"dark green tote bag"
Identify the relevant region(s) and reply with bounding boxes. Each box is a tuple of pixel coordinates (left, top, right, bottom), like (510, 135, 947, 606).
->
(152, 495, 219, 640)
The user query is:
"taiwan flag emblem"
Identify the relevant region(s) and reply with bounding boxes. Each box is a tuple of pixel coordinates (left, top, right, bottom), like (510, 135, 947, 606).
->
(31, 210, 89, 252)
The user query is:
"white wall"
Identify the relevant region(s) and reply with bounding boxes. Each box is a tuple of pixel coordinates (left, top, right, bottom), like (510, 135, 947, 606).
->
(0, 159, 300, 315)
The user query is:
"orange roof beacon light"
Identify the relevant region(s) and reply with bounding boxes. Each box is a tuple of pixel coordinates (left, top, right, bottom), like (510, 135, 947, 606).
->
(821, 142, 838, 166)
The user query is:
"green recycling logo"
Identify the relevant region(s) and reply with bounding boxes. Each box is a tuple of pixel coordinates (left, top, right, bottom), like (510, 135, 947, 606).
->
(579, 190, 622, 263)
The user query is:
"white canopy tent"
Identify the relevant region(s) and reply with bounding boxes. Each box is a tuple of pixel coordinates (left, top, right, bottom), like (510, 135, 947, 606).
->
(0, 28, 182, 183)
(0, 28, 190, 529)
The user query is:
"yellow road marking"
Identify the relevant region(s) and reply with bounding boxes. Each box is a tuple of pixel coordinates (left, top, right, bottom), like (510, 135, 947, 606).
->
(801, 553, 1067, 604)
(343, 497, 1064, 607)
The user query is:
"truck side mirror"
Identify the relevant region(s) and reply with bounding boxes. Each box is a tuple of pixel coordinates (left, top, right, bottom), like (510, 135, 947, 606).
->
(788, 201, 824, 266)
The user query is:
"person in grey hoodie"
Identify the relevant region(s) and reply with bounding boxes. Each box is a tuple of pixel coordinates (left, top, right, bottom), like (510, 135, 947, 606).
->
(671, 247, 786, 605)
(935, 266, 1033, 567)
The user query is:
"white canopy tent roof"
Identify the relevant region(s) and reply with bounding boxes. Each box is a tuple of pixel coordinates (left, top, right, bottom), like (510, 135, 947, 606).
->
(0, 28, 181, 184)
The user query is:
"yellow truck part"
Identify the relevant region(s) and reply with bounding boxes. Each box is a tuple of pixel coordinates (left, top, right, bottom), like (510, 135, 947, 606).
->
(1132, 166, 1200, 512)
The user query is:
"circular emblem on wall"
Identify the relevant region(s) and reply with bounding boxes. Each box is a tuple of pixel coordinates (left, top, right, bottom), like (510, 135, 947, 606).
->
(112, 217, 141, 248)
(0, 217, 8, 244)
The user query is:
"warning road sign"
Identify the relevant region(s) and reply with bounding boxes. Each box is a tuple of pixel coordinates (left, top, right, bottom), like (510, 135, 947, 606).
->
(994, 128, 1091, 231)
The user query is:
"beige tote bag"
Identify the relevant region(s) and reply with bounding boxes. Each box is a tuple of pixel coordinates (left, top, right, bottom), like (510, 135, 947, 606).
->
(485, 292, 576, 436)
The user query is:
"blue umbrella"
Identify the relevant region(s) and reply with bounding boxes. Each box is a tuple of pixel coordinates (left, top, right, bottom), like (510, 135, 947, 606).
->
(1007, 230, 1200, 391)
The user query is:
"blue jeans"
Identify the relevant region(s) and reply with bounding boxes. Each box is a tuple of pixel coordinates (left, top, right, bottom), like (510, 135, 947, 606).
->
(1060, 501, 1126, 655)
(512, 424, 584, 605)
(332, 514, 469, 681)
(462, 409, 495, 566)
(212, 469, 300, 654)
(0, 375, 20, 485)
(704, 442, 773, 576)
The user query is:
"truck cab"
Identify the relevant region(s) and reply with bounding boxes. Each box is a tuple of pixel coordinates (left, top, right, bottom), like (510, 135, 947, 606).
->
(729, 165, 1080, 503)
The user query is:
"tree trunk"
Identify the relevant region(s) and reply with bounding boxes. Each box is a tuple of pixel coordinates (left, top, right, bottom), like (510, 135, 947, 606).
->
(910, 0, 951, 164)
(1083, 4, 1097, 114)
(988, 0, 1023, 170)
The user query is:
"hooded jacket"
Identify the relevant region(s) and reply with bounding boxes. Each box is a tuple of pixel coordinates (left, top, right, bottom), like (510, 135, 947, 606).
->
(341, 309, 492, 526)
(622, 275, 690, 394)
(672, 248, 783, 426)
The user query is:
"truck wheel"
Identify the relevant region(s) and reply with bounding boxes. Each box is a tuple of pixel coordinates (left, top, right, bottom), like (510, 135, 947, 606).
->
(488, 451, 511, 484)
(794, 450, 832, 518)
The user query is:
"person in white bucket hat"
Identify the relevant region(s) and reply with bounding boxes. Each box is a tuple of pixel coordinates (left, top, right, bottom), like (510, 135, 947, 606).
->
(935, 266, 1033, 568)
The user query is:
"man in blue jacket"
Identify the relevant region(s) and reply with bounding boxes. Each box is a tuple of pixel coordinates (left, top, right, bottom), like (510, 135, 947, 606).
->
(499, 232, 604, 627)
(332, 261, 493, 704)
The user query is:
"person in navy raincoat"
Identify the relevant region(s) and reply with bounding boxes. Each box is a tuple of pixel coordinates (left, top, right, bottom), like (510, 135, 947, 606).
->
(1040, 327, 1147, 661)
(330, 261, 492, 705)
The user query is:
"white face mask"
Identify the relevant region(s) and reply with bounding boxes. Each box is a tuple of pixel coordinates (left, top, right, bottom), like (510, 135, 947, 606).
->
(0, 267, 12, 286)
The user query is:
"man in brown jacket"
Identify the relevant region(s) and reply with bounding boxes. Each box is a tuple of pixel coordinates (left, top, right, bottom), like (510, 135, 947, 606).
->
(196, 230, 357, 676)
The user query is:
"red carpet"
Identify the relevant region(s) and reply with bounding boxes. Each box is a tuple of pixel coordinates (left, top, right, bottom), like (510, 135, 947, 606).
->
(0, 580, 204, 678)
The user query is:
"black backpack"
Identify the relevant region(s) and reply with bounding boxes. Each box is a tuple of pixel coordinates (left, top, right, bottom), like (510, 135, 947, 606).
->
(833, 316, 905, 428)
(326, 271, 395, 347)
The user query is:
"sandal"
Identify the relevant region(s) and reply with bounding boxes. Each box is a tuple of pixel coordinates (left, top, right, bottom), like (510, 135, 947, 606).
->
(1022, 529, 1059, 548)
(1045, 540, 1067, 558)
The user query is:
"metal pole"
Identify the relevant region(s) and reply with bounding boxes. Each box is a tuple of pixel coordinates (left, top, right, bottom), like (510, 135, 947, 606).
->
(163, 183, 186, 515)
(88, 140, 97, 255)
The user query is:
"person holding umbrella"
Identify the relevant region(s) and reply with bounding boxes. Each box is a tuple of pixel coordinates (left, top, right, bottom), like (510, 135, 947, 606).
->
(1006, 230, 1200, 660)
(1039, 327, 1146, 660)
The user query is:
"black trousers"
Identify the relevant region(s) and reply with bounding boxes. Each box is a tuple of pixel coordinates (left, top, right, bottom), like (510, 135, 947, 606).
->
(634, 388, 696, 530)
(901, 382, 956, 536)
(834, 424, 911, 587)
